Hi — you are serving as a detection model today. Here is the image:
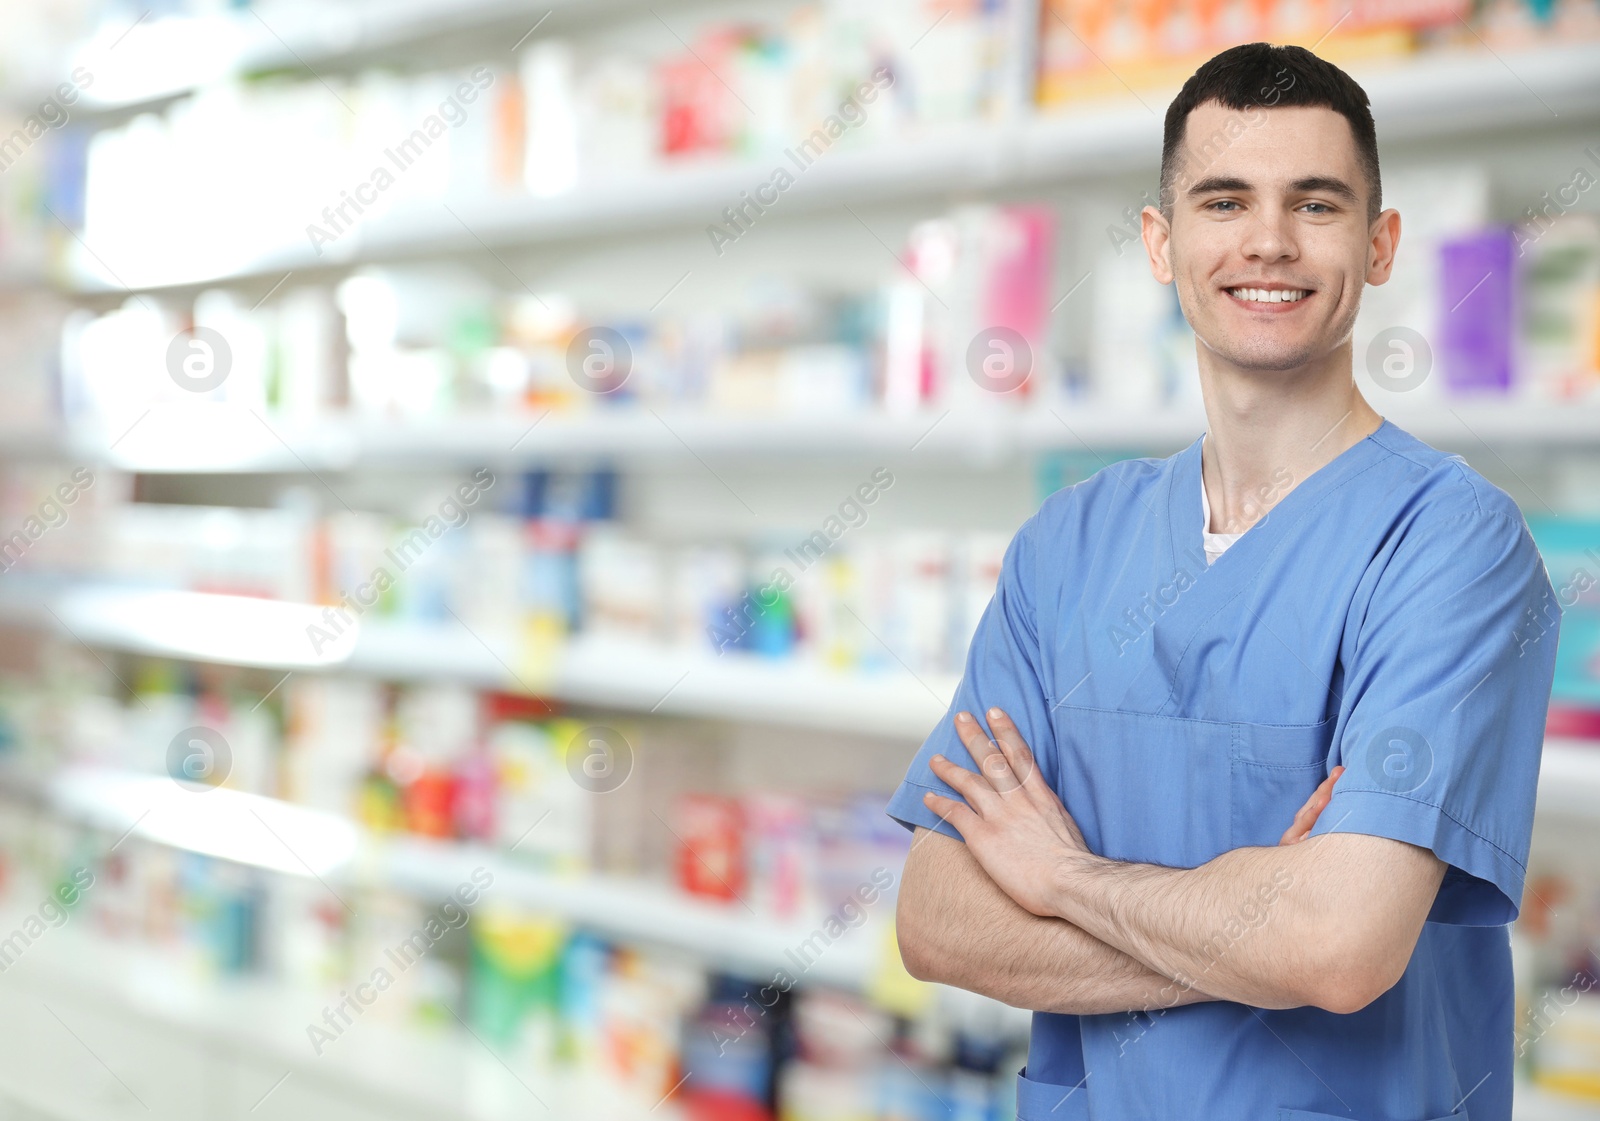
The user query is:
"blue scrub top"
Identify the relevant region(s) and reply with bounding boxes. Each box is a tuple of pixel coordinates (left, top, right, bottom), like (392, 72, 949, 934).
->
(887, 419, 1561, 1121)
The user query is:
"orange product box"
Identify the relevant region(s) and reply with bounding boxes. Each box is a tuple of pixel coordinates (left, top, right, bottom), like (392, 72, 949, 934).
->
(674, 793, 746, 902)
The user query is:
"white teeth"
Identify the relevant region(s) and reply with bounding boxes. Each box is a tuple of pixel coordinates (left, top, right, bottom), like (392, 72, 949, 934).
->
(1228, 287, 1308, 304)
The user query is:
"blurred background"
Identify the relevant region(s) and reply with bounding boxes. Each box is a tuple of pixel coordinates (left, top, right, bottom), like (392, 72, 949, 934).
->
(0, 0, 1595, 1118)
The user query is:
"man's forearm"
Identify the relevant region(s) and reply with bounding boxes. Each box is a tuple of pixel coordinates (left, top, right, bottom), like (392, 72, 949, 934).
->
(1044, 833, 1443, 1012)
(898, 828, 1220, 1015)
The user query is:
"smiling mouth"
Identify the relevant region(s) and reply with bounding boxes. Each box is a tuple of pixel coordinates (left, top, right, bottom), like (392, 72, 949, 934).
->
(1225, 287, 1311, 305)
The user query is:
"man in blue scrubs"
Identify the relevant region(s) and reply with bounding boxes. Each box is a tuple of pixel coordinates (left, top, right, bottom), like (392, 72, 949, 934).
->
(888, 42, 1562, 1121)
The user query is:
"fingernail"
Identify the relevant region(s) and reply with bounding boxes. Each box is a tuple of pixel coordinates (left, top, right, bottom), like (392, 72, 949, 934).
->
(956, 712, 973, 724)
(932, 754, 945, 763)
(987, 707, 1002, 720)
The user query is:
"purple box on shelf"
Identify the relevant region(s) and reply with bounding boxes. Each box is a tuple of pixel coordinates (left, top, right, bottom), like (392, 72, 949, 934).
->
(1438, 226, 1515, 394)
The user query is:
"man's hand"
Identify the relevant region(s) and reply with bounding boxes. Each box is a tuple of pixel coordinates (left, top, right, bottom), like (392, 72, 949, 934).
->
(924, 707, 1089, 917)
(1280, 765, 1344, 844)
(925, 707, 1344, 915)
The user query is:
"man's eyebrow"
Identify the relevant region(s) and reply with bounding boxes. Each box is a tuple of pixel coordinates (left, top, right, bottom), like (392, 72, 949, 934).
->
(1186, 176, 1252, 197)
(1186, 175, 1361, 205)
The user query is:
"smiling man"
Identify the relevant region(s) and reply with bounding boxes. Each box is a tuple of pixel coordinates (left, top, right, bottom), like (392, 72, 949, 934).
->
(887, 43, 1561, 1121)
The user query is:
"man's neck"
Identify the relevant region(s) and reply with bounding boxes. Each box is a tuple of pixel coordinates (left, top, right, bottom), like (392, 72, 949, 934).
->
(1197, 353, 1383, 536)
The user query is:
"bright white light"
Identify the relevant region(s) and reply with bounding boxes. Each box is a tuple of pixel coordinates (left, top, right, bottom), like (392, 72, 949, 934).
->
(74, 16, 246, 109)
(53, 767, 358, 877)
(102, 401, 286, 472)
(56, 587, 360, 669)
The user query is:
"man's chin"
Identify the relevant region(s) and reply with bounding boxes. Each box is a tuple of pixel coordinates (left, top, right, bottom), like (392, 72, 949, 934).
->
(1205, 339, 1327, 376)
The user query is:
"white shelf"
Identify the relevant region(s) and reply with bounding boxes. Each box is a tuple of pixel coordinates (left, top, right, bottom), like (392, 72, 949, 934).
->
(11, 397, 1600, 474)
(352, 619, 958, 740)
(0, 583, 959, 740)
(2, 763, 878, 991)
(59, 40, 1600, 293)
(0, 919, 682, 1121)
(8, 582, 1600, 782)
(10, 584, 1600, 768)
(378, 833, 877, 990)
(58, 403, 1133, 472)
(45, 0, 628, 117)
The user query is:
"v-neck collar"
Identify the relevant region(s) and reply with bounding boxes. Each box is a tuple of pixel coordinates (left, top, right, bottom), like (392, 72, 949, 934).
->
(1198, 440, 1243, 544)
(1167, 417, 1395, 573)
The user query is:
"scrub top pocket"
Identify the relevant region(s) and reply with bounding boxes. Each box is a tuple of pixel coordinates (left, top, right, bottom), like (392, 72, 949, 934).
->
(1015, 1066, 1090, 1121)
(1230, 717, 1336, 851)
(1049, 704, 1234, 868)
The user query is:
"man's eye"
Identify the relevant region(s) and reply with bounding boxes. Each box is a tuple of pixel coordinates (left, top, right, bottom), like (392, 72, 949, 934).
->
(1301, 202, 1333, 215)
(1207, 200, 1240, 212)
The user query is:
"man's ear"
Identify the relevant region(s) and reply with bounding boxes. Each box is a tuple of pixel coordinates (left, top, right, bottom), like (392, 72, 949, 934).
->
(1144, 205, 1175, 285)
(1366, 207, 1401, 286)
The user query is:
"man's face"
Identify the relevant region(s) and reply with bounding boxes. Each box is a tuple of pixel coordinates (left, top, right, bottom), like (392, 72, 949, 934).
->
(1146, 100, 1397, 376)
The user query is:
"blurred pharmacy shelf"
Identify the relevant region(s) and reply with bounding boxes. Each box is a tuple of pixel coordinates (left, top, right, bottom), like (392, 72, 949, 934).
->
(352, 621, 959, 739)
(0, 919, 681, 1121)
(37, 0, 1600, 123)
(7, 398, 1600, 472)
(1534, 741, 1600, 824)
(10, 585, 1600, 750)
(2, 744, 1598, 1048)
(1516, 1081, 1600, 1121)
(59, 39, 1600, 294)
(0, 584, 959, 740)
(45, 0, 642, 117)
(47, 0, 1600, 119)
(0, 763, 877, 992)
(0, 926, 1591, 1121)
(11, 747, 1600, 998)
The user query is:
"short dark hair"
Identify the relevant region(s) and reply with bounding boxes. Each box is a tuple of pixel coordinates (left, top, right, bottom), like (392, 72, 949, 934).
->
(1159, 42, 1381, 226)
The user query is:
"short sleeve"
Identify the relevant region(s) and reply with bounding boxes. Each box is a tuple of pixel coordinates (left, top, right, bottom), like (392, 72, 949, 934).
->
(885, 513, 1059, 841)
(1308, 507, 1561, 926)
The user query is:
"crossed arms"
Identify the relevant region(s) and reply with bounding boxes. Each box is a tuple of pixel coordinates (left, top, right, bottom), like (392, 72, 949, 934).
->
(896, 708, 1447, 1016)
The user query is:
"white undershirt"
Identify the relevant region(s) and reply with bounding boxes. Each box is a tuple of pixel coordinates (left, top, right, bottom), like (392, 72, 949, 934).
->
(1200, 437, 1245, 565)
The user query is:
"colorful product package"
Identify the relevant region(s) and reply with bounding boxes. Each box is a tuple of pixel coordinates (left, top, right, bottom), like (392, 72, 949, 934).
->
(491, 707, 593, 871)
(1439, 226, 1516, 394)
(675, 793, 745, 902)
(1518, 212, 1600, 401)
(1525, 515, 1600, 719)
(469, 908, 567, 1061)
